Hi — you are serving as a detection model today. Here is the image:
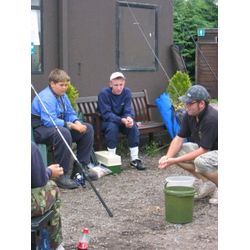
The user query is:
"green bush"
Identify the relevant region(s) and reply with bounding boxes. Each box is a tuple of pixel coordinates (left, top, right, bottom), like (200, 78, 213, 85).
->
(66, 82, 79, 111)
(167, 71, 192, 110)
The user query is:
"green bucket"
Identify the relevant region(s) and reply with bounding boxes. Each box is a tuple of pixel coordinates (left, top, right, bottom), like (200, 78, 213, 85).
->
(164, 185, 195, 224)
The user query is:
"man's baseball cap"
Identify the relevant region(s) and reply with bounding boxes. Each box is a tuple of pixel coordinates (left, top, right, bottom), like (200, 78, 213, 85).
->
(110, 72, 125, 81)
(179, 85, 210, 103)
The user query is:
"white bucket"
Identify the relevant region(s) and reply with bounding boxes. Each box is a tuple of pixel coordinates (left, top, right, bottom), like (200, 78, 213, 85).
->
(165, 176, 195, 187)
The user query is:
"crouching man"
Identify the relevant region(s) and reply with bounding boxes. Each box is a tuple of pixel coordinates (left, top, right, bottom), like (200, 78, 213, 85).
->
(158, 85, 218, 204)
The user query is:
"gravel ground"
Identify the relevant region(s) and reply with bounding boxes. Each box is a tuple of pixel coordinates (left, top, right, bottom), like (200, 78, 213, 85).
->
(59, 152, 218, 250)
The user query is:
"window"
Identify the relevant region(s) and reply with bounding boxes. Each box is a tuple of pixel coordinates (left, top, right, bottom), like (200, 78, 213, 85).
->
(31, 0, 43, 73)
(116, 1, 158, 71)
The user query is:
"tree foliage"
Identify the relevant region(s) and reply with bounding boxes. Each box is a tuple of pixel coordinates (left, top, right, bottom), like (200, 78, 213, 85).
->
(173, 0, 218, 80)
(167, 71, 192, 109)
(66, 82, 79, 111)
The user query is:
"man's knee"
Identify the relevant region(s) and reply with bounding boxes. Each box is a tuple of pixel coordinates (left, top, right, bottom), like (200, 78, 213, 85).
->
(57, 127, 72, 143)
(194, 152, 218, 173)
(194, 156, 204, 172)
(177, 142, 199, 157)
(31, 180, 60, 216)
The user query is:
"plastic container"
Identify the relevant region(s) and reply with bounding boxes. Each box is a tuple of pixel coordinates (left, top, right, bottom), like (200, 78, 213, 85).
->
(76, 228, 90, 250)
(165, 175, 195, 187)
(107, 165, 123, 174)
(39, 228, 51, 250)
(95, 151, 122, 174)
(164, 185, 195, 224)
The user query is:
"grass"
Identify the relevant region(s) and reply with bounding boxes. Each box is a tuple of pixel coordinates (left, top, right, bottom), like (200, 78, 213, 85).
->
(116, 138, 129, 157)
(142, 141, 170, 157)
(115, 134, 171, 158)
(143, 141, 161, 157)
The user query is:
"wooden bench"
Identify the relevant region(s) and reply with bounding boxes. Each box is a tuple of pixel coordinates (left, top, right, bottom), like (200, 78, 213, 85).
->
(76, 89, 166, 150)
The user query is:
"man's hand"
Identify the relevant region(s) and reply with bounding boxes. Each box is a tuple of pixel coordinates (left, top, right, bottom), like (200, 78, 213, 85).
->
(48, 164, 64, 177)
(71, 121, 87, 134)
(121, 117, 134, 128)
(126, 116, 134, 128)
(158, 156, 176, 169)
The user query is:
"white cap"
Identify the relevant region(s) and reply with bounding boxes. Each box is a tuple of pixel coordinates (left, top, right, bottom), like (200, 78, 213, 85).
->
(110, 72, 125, 81)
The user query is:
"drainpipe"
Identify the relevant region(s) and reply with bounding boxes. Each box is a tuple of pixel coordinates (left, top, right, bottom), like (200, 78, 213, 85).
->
(58, 0, 69, 71)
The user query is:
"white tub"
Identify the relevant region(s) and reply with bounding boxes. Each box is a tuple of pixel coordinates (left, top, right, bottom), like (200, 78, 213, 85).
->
(165, 176, 195, 187)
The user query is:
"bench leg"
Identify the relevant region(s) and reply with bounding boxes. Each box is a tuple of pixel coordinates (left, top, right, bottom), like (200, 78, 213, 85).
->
(95, 135, 104, 150)
(149, 133, 154, 142)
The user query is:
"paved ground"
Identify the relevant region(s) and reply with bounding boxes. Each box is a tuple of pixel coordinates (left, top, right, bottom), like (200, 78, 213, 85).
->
(59, 153, 218, 250)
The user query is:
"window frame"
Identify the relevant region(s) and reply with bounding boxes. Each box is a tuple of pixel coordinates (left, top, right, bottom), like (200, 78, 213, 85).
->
(31, 0, 44, 74)
(116, 1, 159, 72)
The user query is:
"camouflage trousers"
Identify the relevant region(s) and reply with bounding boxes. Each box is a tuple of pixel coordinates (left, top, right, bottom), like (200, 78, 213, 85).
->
(31, 180, 63, 250)
(176, 142, 218, 173)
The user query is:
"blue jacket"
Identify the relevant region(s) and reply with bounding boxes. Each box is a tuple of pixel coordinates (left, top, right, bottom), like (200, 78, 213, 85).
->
(31, 142, 52, 188)
(97, 87, 135, 124)
(31, 86, 78, 127)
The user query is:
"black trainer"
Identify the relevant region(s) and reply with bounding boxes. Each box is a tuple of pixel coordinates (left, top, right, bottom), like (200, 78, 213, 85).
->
(55, 175, 79, 189)
(70, 162, 83, 179)
(130, 159, 146, 170)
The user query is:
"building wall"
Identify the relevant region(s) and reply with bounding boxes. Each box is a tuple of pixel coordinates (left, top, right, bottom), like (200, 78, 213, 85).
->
(31, 0, 59, 93)
(195, 28, 218, 98)
(31, 0, 174, 117)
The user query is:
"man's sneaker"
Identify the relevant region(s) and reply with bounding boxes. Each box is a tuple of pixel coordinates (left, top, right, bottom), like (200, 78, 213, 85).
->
(194, 180, 216, 199)
(85, 168, 98, 181)
(55, 175, 79, 189)
(130, 159, 146, 170)
(209, 188, 218, 205)
(71, 162, 98, 181)
(70, 162, 82, 179)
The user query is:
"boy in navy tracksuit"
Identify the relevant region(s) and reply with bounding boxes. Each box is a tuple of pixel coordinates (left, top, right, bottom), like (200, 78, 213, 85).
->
(97, 72, 145, 170)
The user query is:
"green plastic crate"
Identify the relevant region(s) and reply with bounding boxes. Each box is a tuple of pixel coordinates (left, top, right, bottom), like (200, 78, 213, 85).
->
(106, 165, 122, 174)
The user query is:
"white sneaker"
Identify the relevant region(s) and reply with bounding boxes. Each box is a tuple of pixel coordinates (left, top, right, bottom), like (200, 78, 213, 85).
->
(209, 188, 218, 205)
(194, 180, 216, 199)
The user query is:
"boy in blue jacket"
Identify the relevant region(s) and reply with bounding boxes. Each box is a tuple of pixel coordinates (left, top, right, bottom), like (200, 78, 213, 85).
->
(32, 68, 95, 189)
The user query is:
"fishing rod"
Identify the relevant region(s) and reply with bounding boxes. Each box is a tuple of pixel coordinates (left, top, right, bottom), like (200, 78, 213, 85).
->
(31, 83, 113, 218)
(125, 1, 180, 97)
